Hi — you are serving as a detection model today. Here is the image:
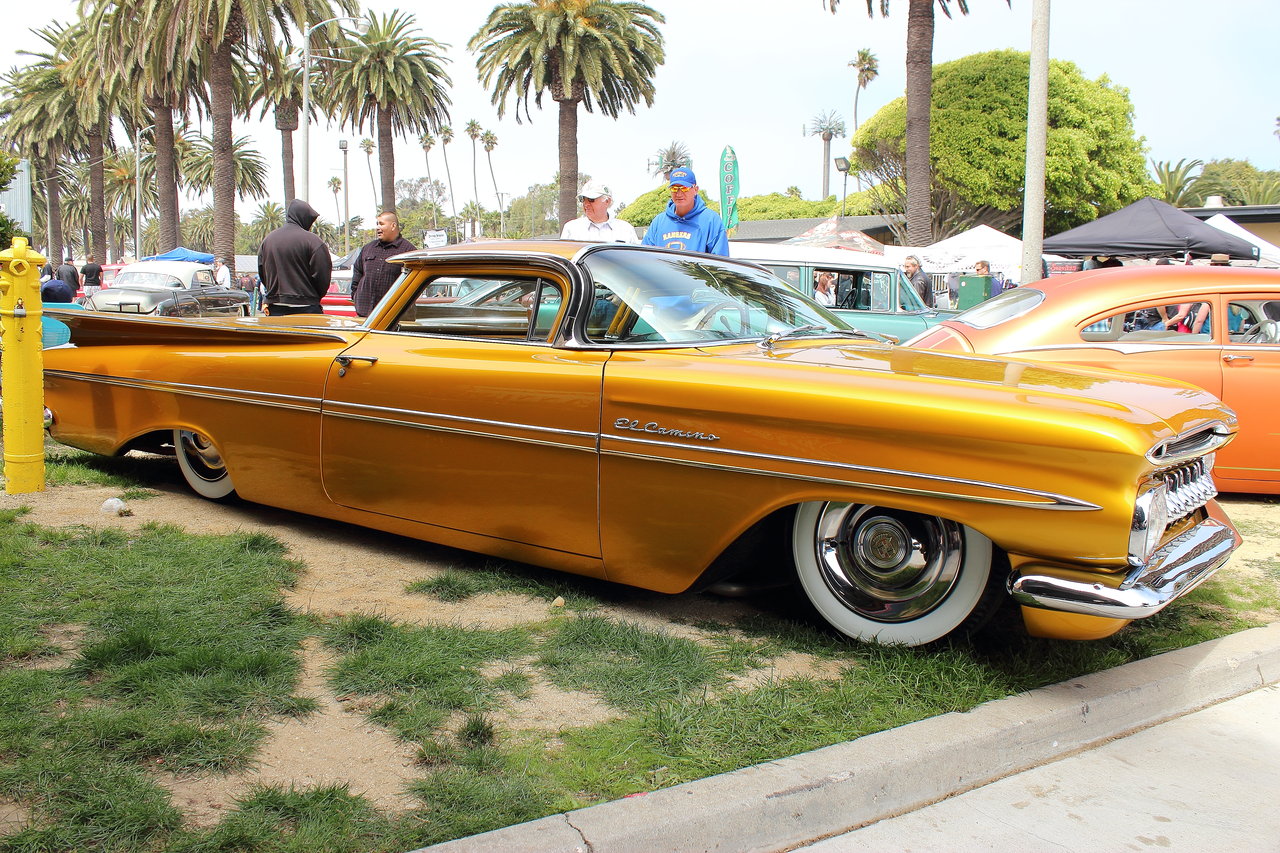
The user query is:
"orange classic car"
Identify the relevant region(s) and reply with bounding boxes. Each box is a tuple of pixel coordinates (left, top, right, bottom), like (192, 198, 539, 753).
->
(41, 242, 1240, 646)
(908, 265, 1280, 494)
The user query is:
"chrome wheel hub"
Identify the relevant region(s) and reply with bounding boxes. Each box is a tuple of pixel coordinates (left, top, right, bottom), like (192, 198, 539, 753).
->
(815, 503, 965, 623)
(177, 430, 226, 482)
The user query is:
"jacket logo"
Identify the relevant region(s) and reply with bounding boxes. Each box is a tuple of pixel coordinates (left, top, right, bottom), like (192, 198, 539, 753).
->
(614, 418, 720, 442)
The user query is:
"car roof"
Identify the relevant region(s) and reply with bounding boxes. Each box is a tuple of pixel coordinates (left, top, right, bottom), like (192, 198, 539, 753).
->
(728, 241, 897, 270)
(1029, 265, 1280, 307)
(119, 260, 211, 275)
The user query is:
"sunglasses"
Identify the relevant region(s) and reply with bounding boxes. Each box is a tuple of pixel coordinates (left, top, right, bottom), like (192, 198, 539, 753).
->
(669, 186, 693, 194)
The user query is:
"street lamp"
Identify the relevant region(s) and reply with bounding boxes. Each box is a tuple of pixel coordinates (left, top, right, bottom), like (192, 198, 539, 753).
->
(300, 15, 365, 203)
(338, 139, 350, 254)
(133, 124, 154, 260)
(834, 156, 851, 218)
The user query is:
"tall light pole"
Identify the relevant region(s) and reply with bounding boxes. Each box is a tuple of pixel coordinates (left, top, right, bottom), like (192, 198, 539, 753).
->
(133, 124, 154, 260)
(300, 15, 364, 204)
(338, 139, 350, 254)
(1020, 0, 1051, 284)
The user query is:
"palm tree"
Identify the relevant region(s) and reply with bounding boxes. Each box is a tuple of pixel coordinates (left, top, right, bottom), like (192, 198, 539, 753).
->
(359, 138, 377, 208)
(481, 130, 503, 235)
(243, 200, 285, 248)
(1151, 159, 1204, 207)
(649, 141, 690, 182)
(848, 48, 879, 132)
(180, 135, 270, 202)
(465, 119, 483, 211)
(439, 125, 459, 240)
(327, 176, 343, 224)
(133, 0, 357, 265)
(471, 1, 666, 227)
(331, 10, 452, 215)
(809, 110, 846, 199)
(249, 45, 310, 203)
(825, 0, 997, 245)
(460, 200, 485, 240)
(419, 132, 438, 228)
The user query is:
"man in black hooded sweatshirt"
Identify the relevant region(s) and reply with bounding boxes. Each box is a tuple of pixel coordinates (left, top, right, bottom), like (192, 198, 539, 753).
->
(257, 199, 331, 315)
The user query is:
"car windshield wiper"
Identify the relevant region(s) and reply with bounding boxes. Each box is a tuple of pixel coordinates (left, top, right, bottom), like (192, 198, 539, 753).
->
(758, 324, 896, 350)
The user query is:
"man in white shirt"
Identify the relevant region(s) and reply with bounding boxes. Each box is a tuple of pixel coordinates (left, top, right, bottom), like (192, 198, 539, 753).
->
(213, 256, 231, 287)
(560, 181, 639, 243)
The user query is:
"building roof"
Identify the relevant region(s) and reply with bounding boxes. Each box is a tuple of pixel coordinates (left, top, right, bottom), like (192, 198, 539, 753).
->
(1182, 204, 1280, 224)
(731, 214, 901, 243)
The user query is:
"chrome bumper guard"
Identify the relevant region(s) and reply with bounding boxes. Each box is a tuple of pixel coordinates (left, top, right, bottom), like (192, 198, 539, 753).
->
(1009, 517, 1237, 620)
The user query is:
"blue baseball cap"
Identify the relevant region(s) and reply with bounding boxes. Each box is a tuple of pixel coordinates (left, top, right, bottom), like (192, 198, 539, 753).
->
(669, 168, 697, 188)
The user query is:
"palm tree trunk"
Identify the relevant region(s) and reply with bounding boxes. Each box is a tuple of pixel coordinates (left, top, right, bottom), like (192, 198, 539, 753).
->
(377, 109, 396, 214)
(149, 98, 180, 252)
(422, 148, 437, 229)
(365, 151, 378, 211)
(441, 143, 458, 242)
(45, 151, 63, 264)
(89, 120, 107, 263)
(471, 139, 479, 212)
(210, 34, 237, 272)
(278, 103, 298, 202)
(821, 133, 832, 199)
(556, 98, 579, 229)
(487, 151, 502, 236)
(904, 0, 935, 246)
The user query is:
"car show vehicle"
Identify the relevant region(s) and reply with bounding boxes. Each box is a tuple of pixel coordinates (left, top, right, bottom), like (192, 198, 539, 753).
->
(907, 265, 1280, 495)
(42, 242, 1240, 646)
(728, 241, 958, 340)
(80, 260, 251, 317)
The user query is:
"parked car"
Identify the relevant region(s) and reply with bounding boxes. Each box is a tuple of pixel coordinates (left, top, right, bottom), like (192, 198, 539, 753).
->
(81, 260, 250, 317)
(728, 241, 958, 340)
(41, 242, 1239, 646)
(907, 265, 1280, 495)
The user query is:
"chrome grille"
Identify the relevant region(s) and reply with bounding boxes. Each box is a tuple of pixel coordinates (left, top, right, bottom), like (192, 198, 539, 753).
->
(1160, 455, 1217, 522)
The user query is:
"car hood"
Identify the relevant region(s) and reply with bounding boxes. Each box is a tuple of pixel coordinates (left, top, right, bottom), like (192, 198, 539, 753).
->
(694, 339, 1234, 441)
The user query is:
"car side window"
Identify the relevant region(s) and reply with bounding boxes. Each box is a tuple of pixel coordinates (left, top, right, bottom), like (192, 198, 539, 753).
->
(1085, 301, 1216, 344)
(391, 275, 564, 343)
(763, 265, 804, 293)
(192, 270, 215, 287)
(1228, 299, 1280, 345)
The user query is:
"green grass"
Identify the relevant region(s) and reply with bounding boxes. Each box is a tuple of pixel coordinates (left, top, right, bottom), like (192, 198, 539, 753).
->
(2, 449, 1276, 850)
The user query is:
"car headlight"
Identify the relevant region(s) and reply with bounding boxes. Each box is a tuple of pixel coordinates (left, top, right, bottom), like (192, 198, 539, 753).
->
(1129, 482, 1170, 566)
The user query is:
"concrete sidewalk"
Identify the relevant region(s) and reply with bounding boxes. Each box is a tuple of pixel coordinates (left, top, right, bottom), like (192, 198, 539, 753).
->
(417, 622, 1280, 853)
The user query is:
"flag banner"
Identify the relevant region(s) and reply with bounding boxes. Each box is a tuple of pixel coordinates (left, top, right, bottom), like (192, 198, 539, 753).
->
(719, 146, 739, 232)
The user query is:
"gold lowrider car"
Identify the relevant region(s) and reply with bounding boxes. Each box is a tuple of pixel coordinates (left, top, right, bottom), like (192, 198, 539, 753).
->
(41, 241, 1241, 646)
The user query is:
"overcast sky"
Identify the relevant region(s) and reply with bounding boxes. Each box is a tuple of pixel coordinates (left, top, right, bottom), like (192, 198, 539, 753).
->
(4, 0, 1278, 226)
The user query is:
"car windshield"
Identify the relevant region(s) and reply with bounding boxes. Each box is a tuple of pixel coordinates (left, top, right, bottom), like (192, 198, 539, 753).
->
(112, 271, 184, 289)
(582, 249, 852, 345)
(949, 286, 1045, 329)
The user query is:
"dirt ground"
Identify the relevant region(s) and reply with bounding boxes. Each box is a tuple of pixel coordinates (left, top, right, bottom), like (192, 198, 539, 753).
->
(1, 479, 1275, 832)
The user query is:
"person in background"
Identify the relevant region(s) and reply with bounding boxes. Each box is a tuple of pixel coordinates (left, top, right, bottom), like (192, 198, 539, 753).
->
(55, 257, 80, 295)
(40, 276, 75, 304)
(974, 259, 991, 276)
(257, 199, 331, 316)
(212, 256, 231, 287)
(813, 271, 836, 306)
(642, 167, 729, 256)
(351, 211, 417, 317)
(902, 255, 933, 308)
(560, 180, 639, 243)
(80, 255, 102, 296)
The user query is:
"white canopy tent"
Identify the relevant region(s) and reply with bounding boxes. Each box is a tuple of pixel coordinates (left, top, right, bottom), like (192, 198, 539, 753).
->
(1204, 214, 1280, 266)
(882, 224, 1028, 284)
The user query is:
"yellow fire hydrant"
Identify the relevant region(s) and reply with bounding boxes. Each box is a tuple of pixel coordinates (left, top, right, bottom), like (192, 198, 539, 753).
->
(0, 237, 47, 494)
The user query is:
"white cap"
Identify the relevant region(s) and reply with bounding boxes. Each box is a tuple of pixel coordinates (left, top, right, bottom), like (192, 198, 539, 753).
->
(579, 180, 611, 200)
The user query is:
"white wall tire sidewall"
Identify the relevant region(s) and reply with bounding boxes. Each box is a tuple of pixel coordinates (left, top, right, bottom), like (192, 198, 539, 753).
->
(174, 429, 236, 500)
(792, 502, 994, 646)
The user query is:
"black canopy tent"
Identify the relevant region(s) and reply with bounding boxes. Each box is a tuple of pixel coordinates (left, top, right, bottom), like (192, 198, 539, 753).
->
(1043, 197, 1260, 260)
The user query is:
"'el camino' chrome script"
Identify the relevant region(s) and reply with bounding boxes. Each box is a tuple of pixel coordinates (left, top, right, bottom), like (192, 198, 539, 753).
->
(614, 418, 720, 442)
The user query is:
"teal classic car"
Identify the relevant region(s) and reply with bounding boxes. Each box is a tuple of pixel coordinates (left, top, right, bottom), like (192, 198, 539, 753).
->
(729, 242, 957, 341)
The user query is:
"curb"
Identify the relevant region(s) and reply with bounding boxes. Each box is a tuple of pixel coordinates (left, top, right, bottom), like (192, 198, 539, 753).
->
(416, 622, 1280, 853)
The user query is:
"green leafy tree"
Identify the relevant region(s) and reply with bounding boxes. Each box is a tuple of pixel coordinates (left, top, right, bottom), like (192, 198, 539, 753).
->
(1190, 159, 1280, 206)
(332, 10, 452, 215)
(853, 49, 1156, 238)
(181, 135, 270, 202)
(471, 0, 666, 227)
(621, 183, 717, 229)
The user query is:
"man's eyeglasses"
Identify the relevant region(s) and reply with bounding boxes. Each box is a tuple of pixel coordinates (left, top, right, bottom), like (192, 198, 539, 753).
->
(669, 186, 693, 195)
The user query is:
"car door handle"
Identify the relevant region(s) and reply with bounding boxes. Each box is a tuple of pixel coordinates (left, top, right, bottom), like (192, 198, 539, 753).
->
(1222, 354, 1254, 363)
(335, 355, 379, 376)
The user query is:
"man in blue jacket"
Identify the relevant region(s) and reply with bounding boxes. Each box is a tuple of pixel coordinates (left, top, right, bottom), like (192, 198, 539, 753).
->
(642, 167, 729, 256)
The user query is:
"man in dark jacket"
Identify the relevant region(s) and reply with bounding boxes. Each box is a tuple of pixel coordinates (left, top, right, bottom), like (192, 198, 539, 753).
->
(257, 199, 331, 315)
(351, 211, 416, 316)
(55, 257, 81, 294)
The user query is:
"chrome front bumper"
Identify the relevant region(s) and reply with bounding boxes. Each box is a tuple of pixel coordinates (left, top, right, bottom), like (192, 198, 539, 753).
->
(1008, 517, 1238, 620)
